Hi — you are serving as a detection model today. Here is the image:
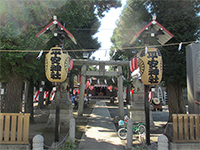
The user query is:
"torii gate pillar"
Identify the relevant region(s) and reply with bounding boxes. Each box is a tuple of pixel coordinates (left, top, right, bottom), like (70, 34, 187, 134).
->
(78, 65, 86, 116)
(118, 65, 124, 119)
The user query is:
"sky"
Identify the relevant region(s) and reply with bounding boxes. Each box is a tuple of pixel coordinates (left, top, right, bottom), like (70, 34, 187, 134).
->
(90, 0, 126, 61)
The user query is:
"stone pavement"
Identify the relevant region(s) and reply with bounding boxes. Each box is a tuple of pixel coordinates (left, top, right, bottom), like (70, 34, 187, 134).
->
(78, 100, 125, 150)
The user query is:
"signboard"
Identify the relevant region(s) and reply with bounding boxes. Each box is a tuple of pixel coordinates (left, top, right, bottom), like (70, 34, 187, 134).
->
(45, 47, 69, 82)
(139, 47, 163, 85)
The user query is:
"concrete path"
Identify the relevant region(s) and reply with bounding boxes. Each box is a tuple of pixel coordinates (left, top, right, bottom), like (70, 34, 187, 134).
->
(78, 100, 125, 150)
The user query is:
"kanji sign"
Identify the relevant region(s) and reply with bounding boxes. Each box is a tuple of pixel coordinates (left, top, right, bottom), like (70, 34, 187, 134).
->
(139, 47, 163, 85)
(45, 47, 69, 82)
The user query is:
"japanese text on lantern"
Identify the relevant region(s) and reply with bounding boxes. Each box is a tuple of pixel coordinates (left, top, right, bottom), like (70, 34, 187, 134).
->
(45, 47, 69, 83)
(147, 51, 159, 84)
(50, 50, 61, 80)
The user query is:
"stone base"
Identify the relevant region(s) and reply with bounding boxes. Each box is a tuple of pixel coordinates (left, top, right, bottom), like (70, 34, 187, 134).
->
(128, 104, 155, 130)
(46, 92, 73, 130)
(0, 144, 30, 150)
(170, 142, 200, 150)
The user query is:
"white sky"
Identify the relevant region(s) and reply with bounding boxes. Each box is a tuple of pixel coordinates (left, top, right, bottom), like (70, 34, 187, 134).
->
(90, 0, 126, 61)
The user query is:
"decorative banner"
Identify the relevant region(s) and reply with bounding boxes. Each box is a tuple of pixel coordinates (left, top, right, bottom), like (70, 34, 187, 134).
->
(139, 47, 163, 85)
(49, 91, 55, 101)
(129, 57, 138, 72)
(33, 90, 49, 102)
(44, 91, 49, 99)
(108, 85, 112, 91)
(85, 81, 90, 89)
(68, 57, 74, 71)
(129, 52, 140, 72)
(90, 86, 94, 91)
(45, 47, 69, 82)
(77, 74, 81, 83)
(130, 89, 134, 94)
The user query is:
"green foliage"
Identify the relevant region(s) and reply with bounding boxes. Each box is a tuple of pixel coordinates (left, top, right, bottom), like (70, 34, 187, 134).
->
(0, 0, 121, 84)
(147, 0, 200, 87)
(110, 0, 151, 60)
(131, 143, 157, 150)
(55, 138, 77, 150)
(54, 0, 121, 59)
(110, 0, 200, 87)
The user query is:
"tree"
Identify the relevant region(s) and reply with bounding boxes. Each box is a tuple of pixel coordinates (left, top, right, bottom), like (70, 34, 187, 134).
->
(110, 0, 151, 60)
(0, 0, 122, 113)
(110, 0, 200, 121)
(147, 0, 200, 121)
(110, 0, 151, 103)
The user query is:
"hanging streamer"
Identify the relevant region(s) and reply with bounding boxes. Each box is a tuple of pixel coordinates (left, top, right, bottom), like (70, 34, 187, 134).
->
(112, 78, 115, 83)
(178, 42, 182, 51)
(145, 46, 148, 55)
(36, 50, 43, 60)
(104, 79, 107, 84)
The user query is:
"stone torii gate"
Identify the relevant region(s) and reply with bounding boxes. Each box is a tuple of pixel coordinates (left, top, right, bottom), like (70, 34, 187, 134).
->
(73, 59, 129, 119)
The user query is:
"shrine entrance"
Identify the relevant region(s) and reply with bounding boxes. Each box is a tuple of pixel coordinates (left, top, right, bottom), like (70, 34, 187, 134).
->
(73, 59, 129, 119)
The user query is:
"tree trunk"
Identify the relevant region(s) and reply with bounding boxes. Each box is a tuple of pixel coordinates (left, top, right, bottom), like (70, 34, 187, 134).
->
(166, 82, 186, 122)
(4, 73, 23, 113)
(26, 77, 34, 123)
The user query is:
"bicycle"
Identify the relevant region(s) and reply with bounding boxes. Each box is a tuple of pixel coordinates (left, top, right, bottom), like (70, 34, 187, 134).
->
(117, 116, 146, 140)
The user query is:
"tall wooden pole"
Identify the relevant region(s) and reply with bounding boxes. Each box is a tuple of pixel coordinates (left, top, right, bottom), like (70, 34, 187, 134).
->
(144, 85, 150, 145)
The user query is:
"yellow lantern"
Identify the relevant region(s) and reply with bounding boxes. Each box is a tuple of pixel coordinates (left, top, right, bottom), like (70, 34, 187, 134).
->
(45, 47, 69, 82)
(139, 47, 163, 85)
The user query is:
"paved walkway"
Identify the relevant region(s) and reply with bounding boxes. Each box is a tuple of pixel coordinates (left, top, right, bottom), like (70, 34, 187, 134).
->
(78, 100, 125, 150)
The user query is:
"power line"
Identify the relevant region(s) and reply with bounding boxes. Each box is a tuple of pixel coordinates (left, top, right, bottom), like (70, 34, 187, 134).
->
(0, 41, 197, 53)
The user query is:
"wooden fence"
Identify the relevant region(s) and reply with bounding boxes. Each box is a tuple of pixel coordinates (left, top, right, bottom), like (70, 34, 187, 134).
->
(173, 114, 200, 143)
(0, 113, 30, 144)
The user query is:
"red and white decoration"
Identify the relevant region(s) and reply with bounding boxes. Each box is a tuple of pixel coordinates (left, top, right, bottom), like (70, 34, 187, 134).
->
(129, 57, 138, 72)
(68, 57, 74, 71)
(33, 90, 49, 102)
(49, 91, 55, 101)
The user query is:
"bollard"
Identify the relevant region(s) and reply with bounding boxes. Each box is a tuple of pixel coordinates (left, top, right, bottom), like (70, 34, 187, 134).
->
(127, 119, 133, 148)
(70, 118, 75, 142)
(158, 134, 168, 150)
(33, 134, 44, 150)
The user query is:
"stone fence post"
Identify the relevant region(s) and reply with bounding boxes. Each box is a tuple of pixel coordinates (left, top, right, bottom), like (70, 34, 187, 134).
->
(158, 134, 168, 150)
(70, 118, 75, 142)
(33, 134, 44, 150)
(126, 119, 133, 148)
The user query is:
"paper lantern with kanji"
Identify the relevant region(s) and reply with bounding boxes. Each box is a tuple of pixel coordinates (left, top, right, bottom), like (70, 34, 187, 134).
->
(138, 47, 163, 85)
(45, 47, 69, 82)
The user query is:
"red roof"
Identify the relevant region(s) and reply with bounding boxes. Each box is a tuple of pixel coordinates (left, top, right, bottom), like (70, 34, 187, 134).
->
(130, 20, 174, 45)
(35, 19, 77, 44)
